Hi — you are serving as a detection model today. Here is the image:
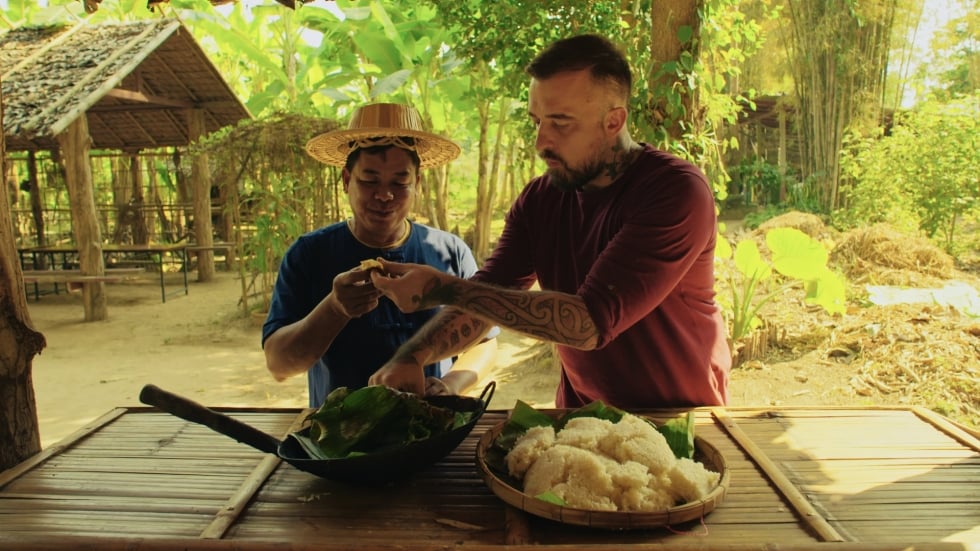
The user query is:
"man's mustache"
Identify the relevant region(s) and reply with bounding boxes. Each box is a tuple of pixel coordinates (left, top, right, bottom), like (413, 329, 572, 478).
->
(540, 150, 564, 164)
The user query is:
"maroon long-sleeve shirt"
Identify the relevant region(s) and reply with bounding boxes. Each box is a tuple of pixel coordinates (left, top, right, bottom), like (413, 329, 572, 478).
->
(473, 145, 730, 409)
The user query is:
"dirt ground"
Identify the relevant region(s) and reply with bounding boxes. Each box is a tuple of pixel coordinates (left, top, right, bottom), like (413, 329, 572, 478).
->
(25, 235, 980, 449)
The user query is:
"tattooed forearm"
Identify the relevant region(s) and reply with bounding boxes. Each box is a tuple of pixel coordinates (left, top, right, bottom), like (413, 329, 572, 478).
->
(413, 275, 464, 310)
(418, 280, 594, 349)
(406, 276, 599, 354)
(392, 307, 489, 366)
(469, 290, 596, 348)
(426, 308, 488, 359)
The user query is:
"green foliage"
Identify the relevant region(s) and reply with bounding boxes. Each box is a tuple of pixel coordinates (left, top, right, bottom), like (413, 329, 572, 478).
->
(838, 93, 980, 255)
(248, 196, 303, 276)
(0, 0, 82, 26)
(922, 7, 979, 101)
(730, 156, 785, 206)
(641, 0, 773, 199)
(299, 385, 466, 459)
(716, 228, 846, 342)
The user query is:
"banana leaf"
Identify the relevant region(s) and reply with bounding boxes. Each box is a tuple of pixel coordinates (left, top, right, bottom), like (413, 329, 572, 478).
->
(303, 385, 468, 459)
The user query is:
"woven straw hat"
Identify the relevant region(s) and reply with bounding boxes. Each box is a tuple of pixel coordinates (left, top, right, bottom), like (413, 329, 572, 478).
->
(305, 103, 460, 169)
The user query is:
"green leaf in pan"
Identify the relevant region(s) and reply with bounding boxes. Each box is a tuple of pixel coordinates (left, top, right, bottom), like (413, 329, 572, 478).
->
(304, 385, 465, 459)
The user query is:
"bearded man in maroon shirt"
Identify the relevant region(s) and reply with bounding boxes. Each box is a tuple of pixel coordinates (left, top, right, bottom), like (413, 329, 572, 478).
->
(367, 34, 730, 409)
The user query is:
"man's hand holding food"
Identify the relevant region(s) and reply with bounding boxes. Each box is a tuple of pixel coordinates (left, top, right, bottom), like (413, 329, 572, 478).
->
(325, 261, 387, 319)
(367, 258, 453, 313)
(368, 352, 427, 395)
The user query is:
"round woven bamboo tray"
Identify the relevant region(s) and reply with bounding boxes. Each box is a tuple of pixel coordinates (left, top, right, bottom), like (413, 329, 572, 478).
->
(475, 417, 730, 529)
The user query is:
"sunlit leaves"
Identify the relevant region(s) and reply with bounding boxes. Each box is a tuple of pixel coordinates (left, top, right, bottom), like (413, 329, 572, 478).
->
(721, 227, 847, 340)
(371, 68, 412, 99)
(839, 93, 980, 254)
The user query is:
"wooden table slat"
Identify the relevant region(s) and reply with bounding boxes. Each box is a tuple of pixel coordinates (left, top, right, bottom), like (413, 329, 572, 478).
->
(1, 406, 977, 549)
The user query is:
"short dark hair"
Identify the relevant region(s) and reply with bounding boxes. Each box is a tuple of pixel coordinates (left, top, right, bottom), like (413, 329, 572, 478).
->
(526, 34, 632, 98)
(344, 138, 422, 172)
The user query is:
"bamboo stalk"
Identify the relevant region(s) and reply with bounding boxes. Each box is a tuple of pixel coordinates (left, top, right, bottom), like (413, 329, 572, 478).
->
(0, 407, 127, 490)
(710, 408, 847, 542)
(0, 534, 975, 551)
(198, 409, 311, 539)
(910, 406, 980, 451)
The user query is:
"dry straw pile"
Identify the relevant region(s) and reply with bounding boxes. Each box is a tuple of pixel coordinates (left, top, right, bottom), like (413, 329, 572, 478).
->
(831, 223, 955, 286)
(744, 213, 980, 430)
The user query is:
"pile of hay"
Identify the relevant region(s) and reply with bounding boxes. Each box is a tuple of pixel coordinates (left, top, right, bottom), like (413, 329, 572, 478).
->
(830, 224, 955, 286)
(757, 211, 832, 239)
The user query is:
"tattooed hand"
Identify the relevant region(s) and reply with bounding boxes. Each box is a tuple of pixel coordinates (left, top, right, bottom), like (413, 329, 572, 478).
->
(369, 259, 461, 313)
(368, 355, 426, 394)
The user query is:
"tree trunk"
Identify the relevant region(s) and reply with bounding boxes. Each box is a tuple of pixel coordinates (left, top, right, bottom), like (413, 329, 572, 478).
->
(111, 156, 133, 244)
(129, 152, 149, 245)
(173, 148, 190, 238)
(148, 159, 174, 242)
(217, 174, 235, 270)
(778, 108, 788, 203)
(473, 89, 491, 262)
(649, 0, 701, 141)
(189, 109, 215, 282)
(57, 116, 108, 322)
(26, 152, 46, 256)
(478, 100, 506, 256)
(0, 80, 45, 470)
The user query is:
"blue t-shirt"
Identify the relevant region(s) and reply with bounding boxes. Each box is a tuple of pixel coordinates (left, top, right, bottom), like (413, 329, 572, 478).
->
(262, 221, 479, 407)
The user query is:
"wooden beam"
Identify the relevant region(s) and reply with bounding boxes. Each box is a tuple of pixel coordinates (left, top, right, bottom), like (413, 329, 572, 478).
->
(88, 99, 236, 114)
(104, 88, 194, 109)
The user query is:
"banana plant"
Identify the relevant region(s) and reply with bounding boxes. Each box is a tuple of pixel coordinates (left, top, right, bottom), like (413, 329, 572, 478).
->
(716, 227, 846, 342)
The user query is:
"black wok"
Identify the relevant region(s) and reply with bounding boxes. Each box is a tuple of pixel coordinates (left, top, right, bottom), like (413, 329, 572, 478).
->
(138, 381, 495, 484)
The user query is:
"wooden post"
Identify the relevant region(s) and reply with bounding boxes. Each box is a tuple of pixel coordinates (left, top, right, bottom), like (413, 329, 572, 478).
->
(56, 116, 108, 322)
(26, 152, 46, 254)
(189, 109, 214, 282)
(129, 151, 148, 245)
(0, 77, 44, 470)
(110, 155, 131, 244)
(220, 176, 237, 270)
(778, 108, 788, 203)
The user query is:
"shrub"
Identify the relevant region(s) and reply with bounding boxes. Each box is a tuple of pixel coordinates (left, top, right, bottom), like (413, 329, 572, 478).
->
(838, 94, 980, 256)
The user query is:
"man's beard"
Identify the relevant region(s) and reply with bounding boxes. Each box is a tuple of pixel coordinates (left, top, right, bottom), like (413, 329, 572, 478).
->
(541, 151, 604, 192)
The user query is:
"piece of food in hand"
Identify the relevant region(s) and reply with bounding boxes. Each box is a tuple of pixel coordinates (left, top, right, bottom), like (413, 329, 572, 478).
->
(358, 258, 384, 272)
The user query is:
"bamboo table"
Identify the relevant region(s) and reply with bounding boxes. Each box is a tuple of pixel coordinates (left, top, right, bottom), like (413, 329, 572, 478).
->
(0, 405, 977, 550)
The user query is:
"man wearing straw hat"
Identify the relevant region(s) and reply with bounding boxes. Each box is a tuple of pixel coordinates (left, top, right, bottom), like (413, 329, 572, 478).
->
(261, 103, 497, 407)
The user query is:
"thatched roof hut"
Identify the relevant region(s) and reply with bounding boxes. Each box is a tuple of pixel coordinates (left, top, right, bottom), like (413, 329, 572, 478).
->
(1, 18, 249, 152)
(1, 18, 250, 320)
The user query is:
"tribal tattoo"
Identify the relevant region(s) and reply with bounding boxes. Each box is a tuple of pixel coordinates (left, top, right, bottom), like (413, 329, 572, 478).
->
(467, 290, 596, 348)
(413, 275, 462, 309)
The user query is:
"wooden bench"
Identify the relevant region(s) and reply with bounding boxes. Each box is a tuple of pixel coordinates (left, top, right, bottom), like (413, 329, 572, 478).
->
(186, 241, 236, 270)
(22, 268, 146, 300)
(185, 241, 235, 254)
